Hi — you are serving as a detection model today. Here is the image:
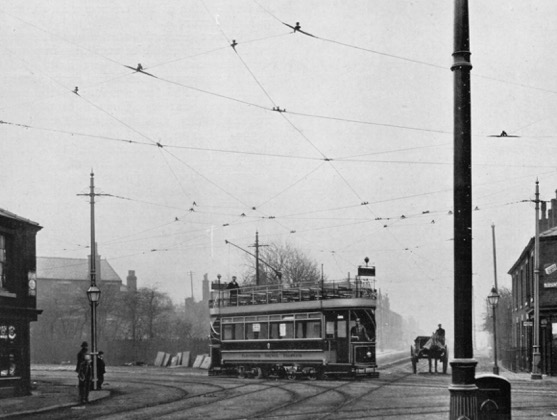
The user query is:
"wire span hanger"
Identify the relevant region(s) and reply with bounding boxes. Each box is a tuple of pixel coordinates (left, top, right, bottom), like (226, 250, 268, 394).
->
(488, 130, 520, 138)
(282, 21, 316, 38)
(124, 63, 157, 78)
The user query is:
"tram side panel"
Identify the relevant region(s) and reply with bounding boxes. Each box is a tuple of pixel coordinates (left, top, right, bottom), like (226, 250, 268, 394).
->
(209, 306, 377, 378)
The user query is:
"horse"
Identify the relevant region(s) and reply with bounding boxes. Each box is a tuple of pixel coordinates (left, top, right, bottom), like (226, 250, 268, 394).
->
(422, 333, 446, 373)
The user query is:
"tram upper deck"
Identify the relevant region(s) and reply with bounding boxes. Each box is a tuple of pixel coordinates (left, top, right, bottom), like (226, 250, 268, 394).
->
(209, 280, 377, 314)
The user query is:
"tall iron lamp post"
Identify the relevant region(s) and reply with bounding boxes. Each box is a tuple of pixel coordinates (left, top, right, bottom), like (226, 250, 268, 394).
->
(87, 285, 101, 390)
(487, 287, 500, 375)
(217, 274, 222, 308)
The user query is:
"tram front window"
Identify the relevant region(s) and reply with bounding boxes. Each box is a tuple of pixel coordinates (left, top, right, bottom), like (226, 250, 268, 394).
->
(349, 311, 375, 342)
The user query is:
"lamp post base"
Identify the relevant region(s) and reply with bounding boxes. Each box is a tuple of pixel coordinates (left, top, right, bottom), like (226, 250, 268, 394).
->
(492, 366, 499, 375)
(449, 359, 478, 420)
(531, 351, 542, 380)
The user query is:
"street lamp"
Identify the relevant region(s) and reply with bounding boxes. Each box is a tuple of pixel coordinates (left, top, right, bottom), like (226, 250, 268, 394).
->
(87, 285, 101, 390)
(487, 286, 500, 375)
(217, 274, 221, 308)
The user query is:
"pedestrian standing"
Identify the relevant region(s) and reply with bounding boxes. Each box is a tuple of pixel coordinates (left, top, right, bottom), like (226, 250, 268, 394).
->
(77, 354, 93, 404)
(75, 341, 88, 373)
(97, 351, 106, 390)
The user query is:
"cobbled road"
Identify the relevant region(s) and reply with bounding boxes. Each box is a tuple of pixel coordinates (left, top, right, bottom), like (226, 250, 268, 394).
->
(24, 358, 467, 420)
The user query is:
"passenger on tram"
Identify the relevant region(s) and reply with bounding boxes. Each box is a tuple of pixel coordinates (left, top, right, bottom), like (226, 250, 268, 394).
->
(227, 276, 240, 305)
(351, 318, 371, 341)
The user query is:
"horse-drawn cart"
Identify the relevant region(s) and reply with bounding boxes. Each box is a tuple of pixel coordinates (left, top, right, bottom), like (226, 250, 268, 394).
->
(410, 335, 448, 374)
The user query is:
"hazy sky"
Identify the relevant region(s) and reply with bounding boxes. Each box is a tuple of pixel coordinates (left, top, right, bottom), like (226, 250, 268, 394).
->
(2, 1, 557, 335)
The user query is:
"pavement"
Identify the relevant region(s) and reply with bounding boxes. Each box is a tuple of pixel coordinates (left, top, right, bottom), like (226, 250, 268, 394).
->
(0, 358, 556, 419)
(0, 375, 110, 419)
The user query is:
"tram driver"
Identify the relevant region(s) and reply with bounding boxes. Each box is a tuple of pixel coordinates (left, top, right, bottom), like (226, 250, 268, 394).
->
(351, 318, 371, 341)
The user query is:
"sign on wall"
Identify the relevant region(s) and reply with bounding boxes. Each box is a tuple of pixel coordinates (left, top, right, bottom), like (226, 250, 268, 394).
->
(545, 263, 557, 275)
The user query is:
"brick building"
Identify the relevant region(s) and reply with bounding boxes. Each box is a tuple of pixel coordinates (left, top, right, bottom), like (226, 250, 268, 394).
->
(509, 190, 557, 375)
(0, 208, 42, 397)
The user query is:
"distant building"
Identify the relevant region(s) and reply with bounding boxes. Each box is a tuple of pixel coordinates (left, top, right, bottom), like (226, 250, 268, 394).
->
(0, 208, 42, 398)
(36, 256, 124, 294)
(509, 190, 557, 375)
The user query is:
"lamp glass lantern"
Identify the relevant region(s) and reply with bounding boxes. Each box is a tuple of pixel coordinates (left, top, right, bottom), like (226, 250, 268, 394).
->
(87, 286, 101, 304)
(487, 287, 499, 308)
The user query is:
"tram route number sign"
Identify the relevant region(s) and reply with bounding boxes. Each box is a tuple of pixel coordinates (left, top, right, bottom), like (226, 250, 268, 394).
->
(358, 266, 376, 277)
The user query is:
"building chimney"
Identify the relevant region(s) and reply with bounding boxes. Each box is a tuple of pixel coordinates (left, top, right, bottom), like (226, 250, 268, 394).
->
(202, 273, 210, 301)
(541, 200, 548, 232)
(127, 270, 137, 292)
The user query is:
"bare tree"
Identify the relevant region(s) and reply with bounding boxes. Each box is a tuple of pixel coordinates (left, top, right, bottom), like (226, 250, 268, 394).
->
(482, 287, 513, 360)
(242, 241, 321, 286)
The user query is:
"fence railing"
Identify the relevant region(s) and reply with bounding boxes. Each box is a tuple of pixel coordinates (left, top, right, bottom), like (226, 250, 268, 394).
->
(209, 280, 377, 308)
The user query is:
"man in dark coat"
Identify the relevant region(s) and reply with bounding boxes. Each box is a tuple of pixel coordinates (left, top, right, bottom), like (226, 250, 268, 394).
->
(97, 351, 106, 390)
(77, 353, 93, 403)
(435, 324, 446, 345)
(75, 341, 88, 373)
(227, 276, 240, 304)
(351, 318, 371, 341)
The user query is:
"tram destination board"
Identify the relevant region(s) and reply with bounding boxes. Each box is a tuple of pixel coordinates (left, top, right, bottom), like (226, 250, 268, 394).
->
(358, 266, 376, 277)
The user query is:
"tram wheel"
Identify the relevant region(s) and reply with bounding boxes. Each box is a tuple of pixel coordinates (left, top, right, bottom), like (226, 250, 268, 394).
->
(307, 370, 318, 381)
(238, 366, 246, 379)
(254, 367, 264, 379)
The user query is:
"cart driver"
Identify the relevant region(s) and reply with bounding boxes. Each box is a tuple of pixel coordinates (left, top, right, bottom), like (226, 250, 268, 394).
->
(351, 318, 371, 341)
(435, 323, 445, 345)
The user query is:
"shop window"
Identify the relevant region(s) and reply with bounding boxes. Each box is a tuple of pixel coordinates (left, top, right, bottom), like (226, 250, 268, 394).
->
(0, 324, 18, 377)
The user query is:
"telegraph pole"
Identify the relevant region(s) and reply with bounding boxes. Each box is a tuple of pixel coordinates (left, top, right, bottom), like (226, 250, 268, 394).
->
(491, 224, 498, 291)
(532, 180, 542, 380)
(249, 231, 268, 286)
(450, 1, 478, 418)
(491, 223, 499, 374)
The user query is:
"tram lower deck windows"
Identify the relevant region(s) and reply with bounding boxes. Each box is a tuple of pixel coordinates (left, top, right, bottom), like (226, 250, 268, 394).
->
(246, 323, 269, 339)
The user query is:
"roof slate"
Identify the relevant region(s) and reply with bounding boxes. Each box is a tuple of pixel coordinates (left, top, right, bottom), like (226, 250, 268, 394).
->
(37, 257, 122, 282)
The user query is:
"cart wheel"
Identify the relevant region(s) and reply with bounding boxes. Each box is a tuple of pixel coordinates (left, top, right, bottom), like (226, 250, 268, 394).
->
(443, 347, 449, 374)
(238, 366, 246, 379)
(287, 370, 296, 380)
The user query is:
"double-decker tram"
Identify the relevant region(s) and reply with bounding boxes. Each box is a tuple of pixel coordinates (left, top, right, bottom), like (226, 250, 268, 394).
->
(208, 278, 378, 379)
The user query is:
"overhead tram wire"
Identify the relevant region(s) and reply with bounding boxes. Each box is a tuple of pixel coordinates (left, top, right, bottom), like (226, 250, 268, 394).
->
(199, 0, 329, 161)
(3, 32, 456, 142)
(0, 117, 324, 162)
(3, 38, 261, 220)
(252, 0, 557, 98)
(0, 119, 151, 147)
(1, 10, 123, 68)
(188, 27, 378, 217)
(255, 162, 326, 209)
